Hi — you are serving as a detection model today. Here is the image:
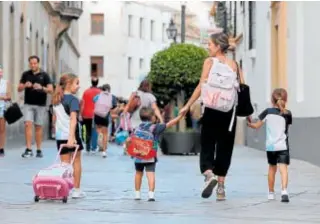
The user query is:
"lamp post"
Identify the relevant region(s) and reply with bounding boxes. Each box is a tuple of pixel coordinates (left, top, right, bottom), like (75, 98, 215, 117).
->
(181, 2, 186, 43)
(166, 18, 177, 43)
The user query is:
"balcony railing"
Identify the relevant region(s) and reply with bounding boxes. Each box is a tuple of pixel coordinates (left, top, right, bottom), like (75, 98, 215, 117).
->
(57, 1, 83, 20)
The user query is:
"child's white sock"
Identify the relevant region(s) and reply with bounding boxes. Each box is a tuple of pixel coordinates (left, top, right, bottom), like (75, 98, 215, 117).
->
(135, 191, 141, 200)
(281, 189, 288, 195)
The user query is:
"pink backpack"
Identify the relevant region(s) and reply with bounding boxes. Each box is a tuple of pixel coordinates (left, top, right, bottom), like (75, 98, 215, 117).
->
(94, 91, 112, 117)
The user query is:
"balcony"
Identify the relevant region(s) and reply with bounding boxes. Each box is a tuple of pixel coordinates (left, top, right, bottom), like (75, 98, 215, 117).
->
(56, 1, 83, 20)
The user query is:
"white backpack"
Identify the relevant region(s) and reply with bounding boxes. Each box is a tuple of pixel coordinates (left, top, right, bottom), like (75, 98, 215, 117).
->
(94, 91, 112, 118)
(201, 58, 239, 131)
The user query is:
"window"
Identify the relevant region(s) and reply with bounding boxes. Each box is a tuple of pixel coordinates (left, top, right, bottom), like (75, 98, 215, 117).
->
(248, 1, 256, 49)
(139, 58, 144, 70)
(162, 23, 166, 42)
(90, 56, 104, 77)
(128, 15, 133, 37)
(91, 14, 104, 35)
(128, 57, 133, 79)
(139, 18, 144, 38)
(150, 20, 155, 41)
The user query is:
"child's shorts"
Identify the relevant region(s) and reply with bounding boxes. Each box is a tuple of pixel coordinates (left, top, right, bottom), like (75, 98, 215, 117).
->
(267, 150, 290, 166)
(135, 162, 156, 172)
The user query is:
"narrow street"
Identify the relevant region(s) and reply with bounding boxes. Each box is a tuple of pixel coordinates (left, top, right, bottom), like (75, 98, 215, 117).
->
(1, 141, 320, 223)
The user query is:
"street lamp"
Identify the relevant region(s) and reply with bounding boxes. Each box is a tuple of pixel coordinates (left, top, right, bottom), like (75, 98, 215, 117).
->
(166, 18, 177, 43)
(181, 1, 187, 43)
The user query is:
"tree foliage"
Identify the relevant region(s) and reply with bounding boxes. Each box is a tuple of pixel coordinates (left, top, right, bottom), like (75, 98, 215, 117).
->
(148, 43, 208, 106)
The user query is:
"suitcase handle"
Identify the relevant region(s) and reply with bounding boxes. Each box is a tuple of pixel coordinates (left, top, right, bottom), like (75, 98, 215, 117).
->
(56, 144, 80, 165)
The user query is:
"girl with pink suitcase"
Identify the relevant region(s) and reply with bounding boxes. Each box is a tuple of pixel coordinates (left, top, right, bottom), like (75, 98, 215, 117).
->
(50, 73, 86, 199)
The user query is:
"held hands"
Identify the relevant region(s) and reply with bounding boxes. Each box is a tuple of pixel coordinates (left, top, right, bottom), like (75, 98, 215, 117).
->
(179, 105, 190, 117)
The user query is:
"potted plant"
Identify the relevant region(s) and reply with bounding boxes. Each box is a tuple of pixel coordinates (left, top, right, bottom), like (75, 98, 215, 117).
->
(148, 43, 208, 155)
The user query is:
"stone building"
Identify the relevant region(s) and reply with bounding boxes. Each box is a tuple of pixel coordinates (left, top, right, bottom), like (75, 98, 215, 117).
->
(0, 1, 82, 141)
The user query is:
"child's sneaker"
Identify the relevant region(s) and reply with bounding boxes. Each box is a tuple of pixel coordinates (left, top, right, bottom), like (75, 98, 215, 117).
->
(201, 171, 218, 198)
(281, 190, 289, 203)
(101, 151, 107, 158)
(135, 191, 141, 200)
(216, 183, 226, 201)
(0, 148, 4, 157)
(268, 192, 276, 200)
(148, 191, 155, 202)
(21, 148, 33, 158)
(71, 188, 86, 199)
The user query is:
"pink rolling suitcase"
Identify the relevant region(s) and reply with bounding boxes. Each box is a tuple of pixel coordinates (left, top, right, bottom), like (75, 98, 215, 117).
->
(32, 144, 79, 203)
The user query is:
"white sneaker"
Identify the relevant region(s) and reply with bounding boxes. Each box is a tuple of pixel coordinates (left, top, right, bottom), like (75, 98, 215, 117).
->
(268, 192, 276, 200)
(101, 151, 107, 158)
(72, 188, 86, 199)
(135, 191, 141, 200)
(148, 191, 155, 201)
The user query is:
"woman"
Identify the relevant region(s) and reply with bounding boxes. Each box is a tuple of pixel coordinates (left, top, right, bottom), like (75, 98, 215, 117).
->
(125, 80, 163, 129)
(179, 33, 245, 201)
(0, 65, 11, 157)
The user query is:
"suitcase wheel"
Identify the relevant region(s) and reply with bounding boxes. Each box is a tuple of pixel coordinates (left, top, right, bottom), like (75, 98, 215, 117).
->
(34, 196, 40, 202)
(62, 197, 68, 203)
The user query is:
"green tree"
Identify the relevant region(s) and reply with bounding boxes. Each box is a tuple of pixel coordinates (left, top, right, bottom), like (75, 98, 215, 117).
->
(148, 43, 208, 131)
(148, 43, 208, 104)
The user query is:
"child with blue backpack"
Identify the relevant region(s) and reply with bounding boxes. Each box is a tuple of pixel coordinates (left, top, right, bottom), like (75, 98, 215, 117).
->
(127, 107, 182, 201)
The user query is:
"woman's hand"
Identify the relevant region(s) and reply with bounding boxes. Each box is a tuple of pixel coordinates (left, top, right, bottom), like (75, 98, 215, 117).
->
(179, 105, 190, 117)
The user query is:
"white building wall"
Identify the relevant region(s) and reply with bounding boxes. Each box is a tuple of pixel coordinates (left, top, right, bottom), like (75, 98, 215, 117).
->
(229, 1, 271, 116)
(78, 1, 171, 99)
(286, 2, 320, 118)
(233, 1, 320, 118)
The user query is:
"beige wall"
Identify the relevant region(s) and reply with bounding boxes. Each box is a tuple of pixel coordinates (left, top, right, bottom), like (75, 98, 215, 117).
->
(271, 1, 288, 90)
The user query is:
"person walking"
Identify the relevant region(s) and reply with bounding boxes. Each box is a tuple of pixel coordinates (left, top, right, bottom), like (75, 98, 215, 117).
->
(124, 80, 163, 130)
(80, 77, 101, 153)
(0, 65, 11, 157)
(247, 88, 292, 203)
(93, 84, 117, 158)
(18, 55, 53, 158)
(52, 73, 85, 198)
(179, 33, 245, 201)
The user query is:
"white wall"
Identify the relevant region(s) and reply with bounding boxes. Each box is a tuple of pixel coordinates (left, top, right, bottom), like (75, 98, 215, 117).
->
(231, 1, 271, 116)
(78, 1, 171, 99)
(286, 2, 320, 118)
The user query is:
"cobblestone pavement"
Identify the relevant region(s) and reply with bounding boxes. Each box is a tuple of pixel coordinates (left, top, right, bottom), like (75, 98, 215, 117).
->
(1, 141, 320, 224)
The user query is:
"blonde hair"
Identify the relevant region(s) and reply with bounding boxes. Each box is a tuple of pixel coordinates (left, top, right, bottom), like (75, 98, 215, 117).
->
(271, 88, 288, 114)
(52, 73, 77, 105)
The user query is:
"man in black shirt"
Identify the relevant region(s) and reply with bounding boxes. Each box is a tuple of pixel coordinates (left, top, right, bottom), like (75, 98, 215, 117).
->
(18, 56, 53, 158)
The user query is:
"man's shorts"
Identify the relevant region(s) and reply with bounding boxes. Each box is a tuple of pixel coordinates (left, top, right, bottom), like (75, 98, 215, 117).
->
(267, 150, 290, 166)
(23, 104, 46, 126)
(135, 162, 156, 172)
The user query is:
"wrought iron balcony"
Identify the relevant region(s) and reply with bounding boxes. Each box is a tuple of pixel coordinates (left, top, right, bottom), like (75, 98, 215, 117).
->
(56, 1, 83, 20)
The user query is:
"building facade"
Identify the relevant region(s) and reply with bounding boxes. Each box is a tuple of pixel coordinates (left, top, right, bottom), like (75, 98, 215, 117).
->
(224, 1, 320, 166)
(0, 1, 82, 141)
(78, 1, 172, 99)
